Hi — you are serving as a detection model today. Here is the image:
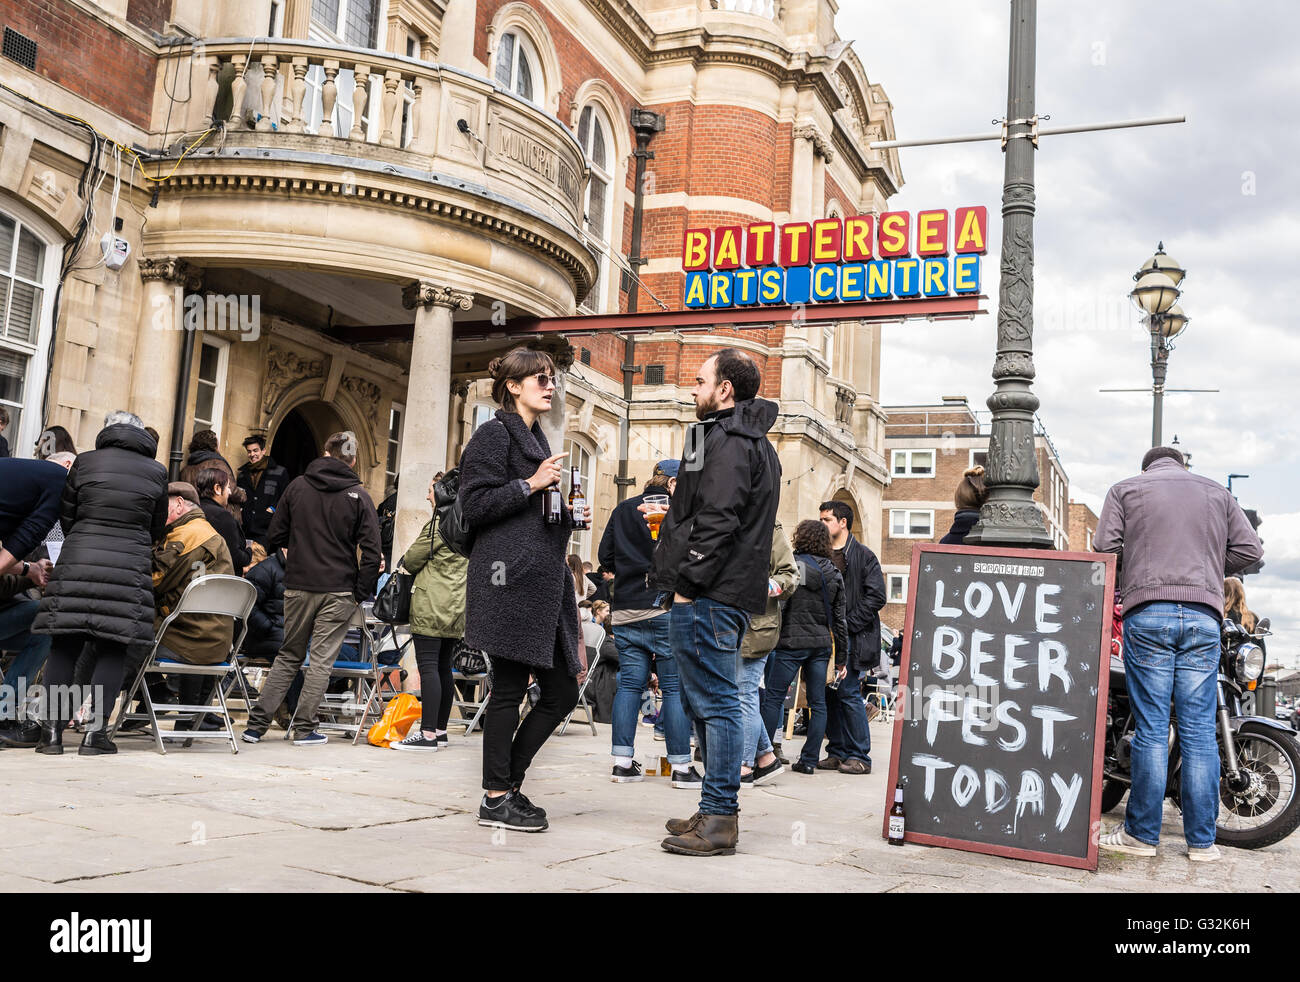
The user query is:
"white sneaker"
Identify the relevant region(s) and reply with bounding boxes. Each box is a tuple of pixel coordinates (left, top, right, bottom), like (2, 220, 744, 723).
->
(1098, 825, 1157, 857)
(1187, 843, 1221, 863)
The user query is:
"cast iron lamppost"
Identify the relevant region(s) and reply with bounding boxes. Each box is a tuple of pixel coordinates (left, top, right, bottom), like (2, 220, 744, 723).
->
(964, 0, 1053, 548)
(1130, 242, 1188, 448)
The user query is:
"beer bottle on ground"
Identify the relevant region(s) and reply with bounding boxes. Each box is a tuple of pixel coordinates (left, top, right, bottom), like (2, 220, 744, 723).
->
(888, 783, 906, 846)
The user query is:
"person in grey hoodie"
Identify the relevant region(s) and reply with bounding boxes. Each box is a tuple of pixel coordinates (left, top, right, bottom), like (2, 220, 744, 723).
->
(1093, 446, 1262, 862)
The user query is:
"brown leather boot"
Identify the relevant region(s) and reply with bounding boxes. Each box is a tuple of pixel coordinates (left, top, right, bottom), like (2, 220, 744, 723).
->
(665, 811, 702, 836)
(661, 813, 738, 856)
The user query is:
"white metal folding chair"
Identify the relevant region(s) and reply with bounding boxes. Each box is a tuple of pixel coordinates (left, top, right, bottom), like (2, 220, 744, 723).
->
(450, 648, 492, 734)
(111, 574, 256, 754)
(559, 621, 605, 736)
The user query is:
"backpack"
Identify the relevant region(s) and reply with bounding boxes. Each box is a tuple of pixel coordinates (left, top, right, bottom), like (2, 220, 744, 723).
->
(434, 468, 475, 558)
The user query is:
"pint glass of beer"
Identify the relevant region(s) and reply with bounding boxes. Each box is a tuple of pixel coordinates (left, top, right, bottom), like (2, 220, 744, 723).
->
(643, 494, 669, 541)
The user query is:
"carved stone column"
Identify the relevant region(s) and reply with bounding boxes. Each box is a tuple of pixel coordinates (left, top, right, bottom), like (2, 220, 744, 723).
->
(395, 281, 473, 555)
(131, 258, 201, 461)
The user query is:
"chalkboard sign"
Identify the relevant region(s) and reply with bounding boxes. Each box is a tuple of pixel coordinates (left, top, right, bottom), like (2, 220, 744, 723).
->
(883, 544, 1116, 870)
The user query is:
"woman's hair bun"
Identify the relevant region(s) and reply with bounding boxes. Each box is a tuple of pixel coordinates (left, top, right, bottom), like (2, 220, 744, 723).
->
(964, 464, 985, 478)
(487, 356, 504, 379)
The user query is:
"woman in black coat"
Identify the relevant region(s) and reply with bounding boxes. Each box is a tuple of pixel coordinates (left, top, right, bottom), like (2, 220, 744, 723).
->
(32, 413, 168, 755)
(939, 464, 986, 544)
(460, 347, 589, 833)
(759, 520, 849, 775)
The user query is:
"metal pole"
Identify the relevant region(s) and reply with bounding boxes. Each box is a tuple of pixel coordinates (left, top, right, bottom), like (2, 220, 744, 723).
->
(617, 108, 665, 502)
(965, 0, 1053, 548)
(869, 115, 1186, 151)
(1150, 326, 1167, 447)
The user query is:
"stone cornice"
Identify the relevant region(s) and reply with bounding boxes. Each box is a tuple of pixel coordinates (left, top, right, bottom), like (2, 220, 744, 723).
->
(157, 160, 595, 299)
(581, 0, 655, 60)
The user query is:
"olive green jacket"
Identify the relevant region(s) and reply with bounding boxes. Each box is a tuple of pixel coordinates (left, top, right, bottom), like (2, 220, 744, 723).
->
(741, 520, 800, 658)
(402, 514, 468, 639)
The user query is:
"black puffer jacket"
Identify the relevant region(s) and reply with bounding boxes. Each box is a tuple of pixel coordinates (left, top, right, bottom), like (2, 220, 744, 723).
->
(650, 399, 781, 614)
(460, 411, 581, 676)
(32, 424, 168, 646)
(243, 548, 285, 660)
(777, 554, 849, 665)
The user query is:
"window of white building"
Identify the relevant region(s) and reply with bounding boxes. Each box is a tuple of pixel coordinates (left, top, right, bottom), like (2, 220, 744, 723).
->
(0, 209, 57, 457)
(577, 103, 614, 312)
(192, 338, 229, 437)
(386, 403, 403, 491)
(887, 573, 908, 603)
(494, 30, 540, 104)
(564, 436, 597, 560)
(311, 0, 379, 47)
(891, 449, 935, 477)
(890, 509, 933, 538)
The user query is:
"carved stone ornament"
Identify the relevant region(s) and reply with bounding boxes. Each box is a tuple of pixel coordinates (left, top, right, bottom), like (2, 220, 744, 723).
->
(991, 352, 1037, 381)
(452, 379, 471, 399)
(341, 374, 383, 431)
(792, 124, 835, 162)
(139, 257, 202, 289)
(402, 280, 474, 311)
(262, 346, 325, 418)
(985, 429, 1038, 487)
(978, 500, 1047, 532)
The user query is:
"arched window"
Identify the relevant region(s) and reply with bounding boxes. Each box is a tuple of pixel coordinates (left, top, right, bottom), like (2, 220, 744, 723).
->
(0, 206, 58, 458)
(577, 103, 614, 312)
(494, 30, 539, 103)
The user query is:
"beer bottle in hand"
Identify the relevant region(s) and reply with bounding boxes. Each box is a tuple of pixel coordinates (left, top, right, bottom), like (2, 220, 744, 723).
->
(543, 481, 563, 525)
(569, 466, 588, 530)
(888, 783, 906, 846)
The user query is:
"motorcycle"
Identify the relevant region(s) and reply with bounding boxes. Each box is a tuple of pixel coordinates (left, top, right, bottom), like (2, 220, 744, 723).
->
(1101, 616, 1300, 849)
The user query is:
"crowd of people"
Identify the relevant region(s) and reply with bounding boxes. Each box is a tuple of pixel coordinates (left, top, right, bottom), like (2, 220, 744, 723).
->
(0, 344, 1269, 864)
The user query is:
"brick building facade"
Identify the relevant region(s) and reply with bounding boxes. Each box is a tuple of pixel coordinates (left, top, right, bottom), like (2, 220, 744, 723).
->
(1068, 500, 1099, 553)
(2, 0, 903, 557)
(878, 397, 1071, 634)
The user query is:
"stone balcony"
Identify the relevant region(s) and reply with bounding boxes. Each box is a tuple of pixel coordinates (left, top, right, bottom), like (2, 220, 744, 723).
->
(147, 37, 595, 313)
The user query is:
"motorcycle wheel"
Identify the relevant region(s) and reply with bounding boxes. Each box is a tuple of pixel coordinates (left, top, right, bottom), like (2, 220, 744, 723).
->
(1216, 722, 1300, 850)
(1100, 779, 1127, 814)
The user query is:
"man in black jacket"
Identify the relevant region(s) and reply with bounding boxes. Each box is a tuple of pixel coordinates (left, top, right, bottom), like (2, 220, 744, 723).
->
(242, 431, 382, 746)
(236, 434, 289, 547)
(818, 501, 886, 774)
(597, 460, 699, 788)
(652, 349, 780, 857)
(195, 467, 252, 571)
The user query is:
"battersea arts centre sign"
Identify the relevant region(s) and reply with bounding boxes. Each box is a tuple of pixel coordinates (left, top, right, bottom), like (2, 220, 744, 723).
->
(680, 207, 988, 309)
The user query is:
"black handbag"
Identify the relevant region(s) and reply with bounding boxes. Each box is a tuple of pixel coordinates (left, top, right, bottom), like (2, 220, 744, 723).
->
(452, 642, 488, 676)
(372, 566, 413, 624)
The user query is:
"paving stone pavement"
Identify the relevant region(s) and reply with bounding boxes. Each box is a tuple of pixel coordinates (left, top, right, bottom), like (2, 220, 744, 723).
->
(1, 719, 1295, 892)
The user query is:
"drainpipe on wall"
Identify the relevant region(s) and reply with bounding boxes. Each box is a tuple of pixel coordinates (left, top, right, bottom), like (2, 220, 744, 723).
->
(169, 325, 196, 480)
(617, 107, 665, 502)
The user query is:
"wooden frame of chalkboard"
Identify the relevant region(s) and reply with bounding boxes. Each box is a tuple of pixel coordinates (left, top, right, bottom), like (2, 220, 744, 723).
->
(881, 543, 1117, 871)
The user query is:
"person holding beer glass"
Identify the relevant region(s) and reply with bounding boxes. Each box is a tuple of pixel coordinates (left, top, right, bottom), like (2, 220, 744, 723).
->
(460, 347, 592, 833)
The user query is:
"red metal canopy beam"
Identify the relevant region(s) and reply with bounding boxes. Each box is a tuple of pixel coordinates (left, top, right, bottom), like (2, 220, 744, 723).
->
(454, 294, 986, 340)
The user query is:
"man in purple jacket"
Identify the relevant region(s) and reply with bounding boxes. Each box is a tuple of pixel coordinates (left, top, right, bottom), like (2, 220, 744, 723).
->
(1093, 446, 1263, 862)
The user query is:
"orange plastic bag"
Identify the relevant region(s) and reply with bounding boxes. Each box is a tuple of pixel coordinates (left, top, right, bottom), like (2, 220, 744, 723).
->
(367, 692, 423, 748)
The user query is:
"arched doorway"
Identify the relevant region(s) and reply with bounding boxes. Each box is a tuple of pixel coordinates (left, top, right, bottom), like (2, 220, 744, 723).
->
(271, 400, 345, 480)
(831, 489, 860, 535)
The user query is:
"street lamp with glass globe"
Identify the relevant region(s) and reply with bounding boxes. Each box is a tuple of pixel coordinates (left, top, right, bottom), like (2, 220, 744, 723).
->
(1130, 243, 1188, 447)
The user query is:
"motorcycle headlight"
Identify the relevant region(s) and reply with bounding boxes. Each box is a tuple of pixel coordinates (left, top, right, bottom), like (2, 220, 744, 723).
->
(1235, 643, 1265, 682)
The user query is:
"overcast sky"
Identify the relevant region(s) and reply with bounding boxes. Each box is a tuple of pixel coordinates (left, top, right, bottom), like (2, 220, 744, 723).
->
(846, 1, 1300, 665)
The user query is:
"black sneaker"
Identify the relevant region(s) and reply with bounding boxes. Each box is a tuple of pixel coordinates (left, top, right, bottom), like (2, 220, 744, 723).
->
(512, 788, 546, 820)
(671, 766, 703, 789)
(792, 761, 816, 774)
(241, 727, 265, 744)
(611, 761, 645, 783)
(752, 757, 785, 786)
(478, 791, 548, 832)
(391, 729, 439, 751)
(436, 733, 449, 748)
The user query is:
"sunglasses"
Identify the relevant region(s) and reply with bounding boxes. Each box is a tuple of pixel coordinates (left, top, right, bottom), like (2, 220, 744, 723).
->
(529, 372, 557, 389)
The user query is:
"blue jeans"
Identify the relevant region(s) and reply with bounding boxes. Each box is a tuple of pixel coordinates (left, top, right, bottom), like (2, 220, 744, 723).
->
(669, 596, 747, 815)
(739, 653, 773, 767)
(611, 614, 692, 766)
(824, 667, 871, 764)
(761, 647, 830, 767)
(1122, 602, 1221, 848)
(0, 599, 52, 721)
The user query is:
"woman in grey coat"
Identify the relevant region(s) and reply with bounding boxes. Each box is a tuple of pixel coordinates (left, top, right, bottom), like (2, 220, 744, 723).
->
(460, 347, 590, 833)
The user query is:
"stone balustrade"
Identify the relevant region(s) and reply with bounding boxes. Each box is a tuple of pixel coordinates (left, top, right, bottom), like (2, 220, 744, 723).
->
(714, 0, 780, 20)
(169, 38, 589, 231)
